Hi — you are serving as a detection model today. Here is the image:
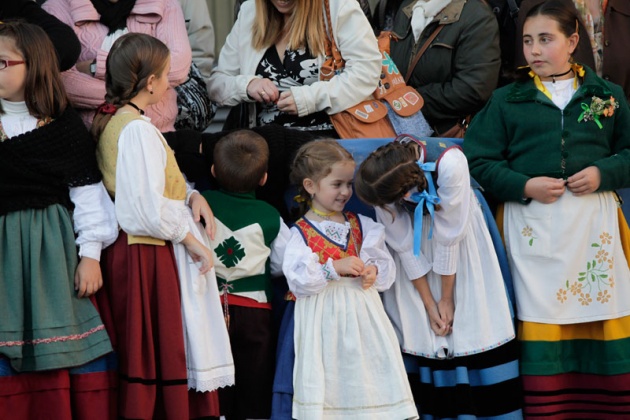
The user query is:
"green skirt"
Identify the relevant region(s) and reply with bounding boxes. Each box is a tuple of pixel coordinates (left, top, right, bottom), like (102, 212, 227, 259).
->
(0, 204, 112, 372)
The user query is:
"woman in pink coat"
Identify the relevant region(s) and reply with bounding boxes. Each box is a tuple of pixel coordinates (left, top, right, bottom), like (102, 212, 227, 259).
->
(43, 0, 191, 132)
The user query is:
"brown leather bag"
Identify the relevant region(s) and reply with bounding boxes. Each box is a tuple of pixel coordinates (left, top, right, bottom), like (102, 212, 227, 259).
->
(439, 116, 471, 139)
(321, 0, 396, 139)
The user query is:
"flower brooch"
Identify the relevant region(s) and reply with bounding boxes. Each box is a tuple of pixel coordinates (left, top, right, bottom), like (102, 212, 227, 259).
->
(578, 96, 619, 129)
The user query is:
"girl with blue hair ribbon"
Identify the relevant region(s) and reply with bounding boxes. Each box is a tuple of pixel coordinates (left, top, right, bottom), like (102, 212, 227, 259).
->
(354, 135, 523, 419)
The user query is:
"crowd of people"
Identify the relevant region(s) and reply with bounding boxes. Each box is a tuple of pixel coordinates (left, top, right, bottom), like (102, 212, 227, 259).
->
(1, 0, 630, 419)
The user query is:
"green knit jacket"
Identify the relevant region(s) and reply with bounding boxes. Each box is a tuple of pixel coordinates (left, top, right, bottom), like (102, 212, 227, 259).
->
(464, 66, 630, 203)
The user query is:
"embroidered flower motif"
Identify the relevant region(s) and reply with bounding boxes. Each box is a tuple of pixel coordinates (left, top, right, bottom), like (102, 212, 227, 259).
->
(556, 288, 567, 303)
(522, 225, 537, 246)
(578, 96, 619, 129)
(600, 232, 612, 244)
(595, 249, 609, 263)
(559, 232, 613, 305)
(597, 290, 611, 304)
(569, 281, 583, 296)
(214, 236, 246, 268)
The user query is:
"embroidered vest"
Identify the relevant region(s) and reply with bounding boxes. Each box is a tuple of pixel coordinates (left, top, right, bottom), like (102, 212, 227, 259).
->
(295, 212, 363, 264)
(203, 190, 281, 303)
(96, 113, 187, 246)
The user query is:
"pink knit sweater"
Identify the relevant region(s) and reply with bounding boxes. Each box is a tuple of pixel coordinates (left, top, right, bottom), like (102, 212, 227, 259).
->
(43, 0, 191, 132)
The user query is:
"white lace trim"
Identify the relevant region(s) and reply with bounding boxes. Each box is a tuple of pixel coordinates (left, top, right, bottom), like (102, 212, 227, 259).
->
(187, 373, 235, 392)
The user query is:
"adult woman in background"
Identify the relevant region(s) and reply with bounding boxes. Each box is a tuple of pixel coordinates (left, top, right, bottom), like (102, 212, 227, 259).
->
(42, 0, 192, 132)
(374, 0, 501, 136)
(208, 0, 381, 136)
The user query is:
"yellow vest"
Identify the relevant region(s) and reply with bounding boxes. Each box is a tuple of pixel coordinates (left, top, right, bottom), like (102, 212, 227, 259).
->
(96, 113, 187, 246)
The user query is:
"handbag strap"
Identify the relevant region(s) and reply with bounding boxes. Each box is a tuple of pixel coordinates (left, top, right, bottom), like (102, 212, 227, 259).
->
(404, 24, 444, 84)
(323, 0, 344, 72)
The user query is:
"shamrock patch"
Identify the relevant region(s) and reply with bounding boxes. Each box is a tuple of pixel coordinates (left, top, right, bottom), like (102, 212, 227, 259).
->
(215, 236, 246, 268)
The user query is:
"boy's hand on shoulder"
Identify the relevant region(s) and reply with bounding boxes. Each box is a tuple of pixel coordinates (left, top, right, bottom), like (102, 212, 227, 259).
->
(567, 166, 601, 196)
(74, 257, 103, 298)
(189, 191, 216, 240)
(332, 256, 364, 277)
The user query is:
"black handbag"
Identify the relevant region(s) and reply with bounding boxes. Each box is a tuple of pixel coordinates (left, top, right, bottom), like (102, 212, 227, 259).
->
(174, 62, 216, 131)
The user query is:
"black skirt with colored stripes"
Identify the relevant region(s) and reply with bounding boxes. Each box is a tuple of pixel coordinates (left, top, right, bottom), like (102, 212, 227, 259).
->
(404, 339, 523, 419)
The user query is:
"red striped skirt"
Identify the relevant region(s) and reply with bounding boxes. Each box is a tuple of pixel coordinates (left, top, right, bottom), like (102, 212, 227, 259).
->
(94, 232, 219, 419)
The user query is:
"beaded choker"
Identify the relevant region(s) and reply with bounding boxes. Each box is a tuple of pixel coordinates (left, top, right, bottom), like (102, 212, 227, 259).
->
(127, 101, 145, 115)
(310, 206, 337, 220)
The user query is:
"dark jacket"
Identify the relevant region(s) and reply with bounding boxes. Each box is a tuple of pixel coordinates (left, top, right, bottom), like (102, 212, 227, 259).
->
(515, 0, 630, 100)
(389, 0, 501, 134)
(464, 65, 630, 203)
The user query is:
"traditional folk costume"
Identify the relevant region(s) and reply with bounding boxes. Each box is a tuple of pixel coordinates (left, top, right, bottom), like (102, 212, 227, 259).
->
(202, 189, 289, 419)
(282, 212, 418, 420)
(466, 65, 630, 418)
(377, 138, 522, 419)
(0, 101, 118, 419)
(95, 113, 234, 419)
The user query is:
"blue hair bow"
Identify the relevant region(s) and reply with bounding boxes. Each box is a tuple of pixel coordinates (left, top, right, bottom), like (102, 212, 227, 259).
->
(407, 161, 440, 257)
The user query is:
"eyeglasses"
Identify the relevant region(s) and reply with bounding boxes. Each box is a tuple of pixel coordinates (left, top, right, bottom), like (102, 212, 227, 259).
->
(0, 59, 25, 70)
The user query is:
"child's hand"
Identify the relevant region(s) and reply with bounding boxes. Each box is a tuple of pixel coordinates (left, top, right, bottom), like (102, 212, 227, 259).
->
(426, 303, 449, 337)
(332, 256, 364, 277)
(189, 192, 216, 240)
(74, 257, 103, 298)
(524, 177, 566, 203)
(181, 233, 214, 274)
(437, 298, 454, 335)
(567, 166, 601, 196)
(360, 265, 378, 289)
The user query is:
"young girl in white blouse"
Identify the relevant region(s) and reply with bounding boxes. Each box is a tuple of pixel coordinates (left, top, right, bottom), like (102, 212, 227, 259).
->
(0, 21, 117, 417)
(355, 136, 522, 419)
(281, 139, 417, 419)
(90, 33, 234, 419)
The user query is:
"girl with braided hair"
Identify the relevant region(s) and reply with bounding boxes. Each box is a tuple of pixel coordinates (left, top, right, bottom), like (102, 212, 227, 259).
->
(278, 139, 417, 419)
(91, 32, 234, 419)
(354, 137, 522, 419)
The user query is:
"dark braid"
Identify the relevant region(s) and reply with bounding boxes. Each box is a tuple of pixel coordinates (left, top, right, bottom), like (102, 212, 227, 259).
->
(355, 142, 427, 208)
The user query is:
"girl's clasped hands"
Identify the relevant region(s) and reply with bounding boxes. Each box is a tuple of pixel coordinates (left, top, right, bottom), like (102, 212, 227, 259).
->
(332, 256, 378, 289)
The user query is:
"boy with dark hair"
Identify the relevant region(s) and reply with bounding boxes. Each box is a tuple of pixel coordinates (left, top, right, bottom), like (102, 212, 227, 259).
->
(202, 129, 290, 420)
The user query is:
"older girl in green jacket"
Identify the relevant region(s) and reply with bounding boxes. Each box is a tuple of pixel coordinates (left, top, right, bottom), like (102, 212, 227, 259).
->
(465, 0, 630, 417)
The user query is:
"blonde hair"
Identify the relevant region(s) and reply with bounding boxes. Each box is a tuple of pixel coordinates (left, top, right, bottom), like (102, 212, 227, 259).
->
(252, 0, 325, 57)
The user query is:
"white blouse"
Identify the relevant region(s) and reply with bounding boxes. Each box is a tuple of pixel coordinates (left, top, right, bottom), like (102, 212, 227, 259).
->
(114, 116, 194, 243)
(0, 99, 118, 260)
(375, 148, 472, 278)
(283, 214, 396, 298)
